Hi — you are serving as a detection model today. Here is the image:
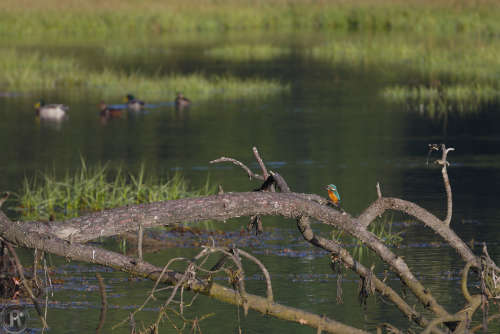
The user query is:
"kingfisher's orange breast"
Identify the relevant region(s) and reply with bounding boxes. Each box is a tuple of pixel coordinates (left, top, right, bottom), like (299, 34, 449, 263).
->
(328, 190, 339, 204)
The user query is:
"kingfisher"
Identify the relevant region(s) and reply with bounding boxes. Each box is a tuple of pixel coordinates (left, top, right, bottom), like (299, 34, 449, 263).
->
(326, 184, 341, 206)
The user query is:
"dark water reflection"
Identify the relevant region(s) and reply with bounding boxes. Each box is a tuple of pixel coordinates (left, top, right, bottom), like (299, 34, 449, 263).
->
(2, 31, 500, 332)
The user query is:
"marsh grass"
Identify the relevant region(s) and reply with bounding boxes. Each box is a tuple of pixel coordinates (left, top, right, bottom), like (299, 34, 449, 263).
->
(205, 45, 290, 61)
(333, 215, 402, 261)
(3, 1, 500, 36)
(382, 84, 500, 114)
(310, 33, 500, 114)
(4, 1, 500, 113)
(87, 71, 289, 101)
(14, 158, 214, 221)
(0, 49, 289, 100)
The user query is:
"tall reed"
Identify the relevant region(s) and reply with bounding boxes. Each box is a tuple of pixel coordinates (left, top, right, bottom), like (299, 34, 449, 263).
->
(14, 159, 214, 221)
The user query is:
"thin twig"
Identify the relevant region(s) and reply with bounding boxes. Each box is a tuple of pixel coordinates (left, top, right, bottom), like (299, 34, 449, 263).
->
(4, 240, 49, 329)
(96, 273, 108, 334)
(470, 314, 500, 333)
(237, 249, 273, 303)
(210, 157, 263, 180)
(42, 257, 50, 334)
(113, 257, 187, 330)
(43, 258, 53, 297)
(252, 147, 269, 179)
(376, 182, 382, 199)
(462, 262, 473, 303)
(137, 224, 143, 260)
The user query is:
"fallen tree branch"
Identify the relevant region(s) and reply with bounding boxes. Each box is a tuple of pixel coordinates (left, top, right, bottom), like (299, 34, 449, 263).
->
(2, 145, 497, 333)
(357, 197, 481, 268)
(6, 191, 456, 317)
(0, 211, 368, 334)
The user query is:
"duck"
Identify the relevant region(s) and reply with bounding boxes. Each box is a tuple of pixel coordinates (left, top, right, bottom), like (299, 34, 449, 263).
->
(175, 92, 191, 110)
(124, 94, 145, 111)
(34, 100, 68, 120)
(99, 101, 124, 118)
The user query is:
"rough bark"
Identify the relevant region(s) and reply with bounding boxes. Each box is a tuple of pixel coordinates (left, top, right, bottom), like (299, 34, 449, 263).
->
(0, 211, 368, 334)
(11, 191, 483, 319)
(2, 145, 498, 333)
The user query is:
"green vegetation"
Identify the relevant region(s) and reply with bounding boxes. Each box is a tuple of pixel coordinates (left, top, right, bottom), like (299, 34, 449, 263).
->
(333, 215, 402, 260)
(0, 49, 289, 100)
(3, 0, 500, 113)
(205, 45, 290, 61)
(310, 33, 500, 113)
(382, 84, 500, 115)
(13, 159, 214, 221)
(3, 0, 500, 37)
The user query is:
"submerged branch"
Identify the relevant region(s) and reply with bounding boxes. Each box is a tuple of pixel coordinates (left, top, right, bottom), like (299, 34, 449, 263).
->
(0, 211, 367, 334)
(8, 190, 454, 317)
(358, 197, 479, 268)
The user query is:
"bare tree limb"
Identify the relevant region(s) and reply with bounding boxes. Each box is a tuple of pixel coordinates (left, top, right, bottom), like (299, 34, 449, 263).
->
(0, 212, 368, 334)
(2, 146, 497, 333)
(462, 262, 473, 304)
(357, 197, 480, 268)
(236, 249, 273, 303)
(210, 157, 264, 180)
(252, 146, 269, 179)
(3, 191, 455, 317)
(137, 223, 143, 260)
(436, 144, 454, 226)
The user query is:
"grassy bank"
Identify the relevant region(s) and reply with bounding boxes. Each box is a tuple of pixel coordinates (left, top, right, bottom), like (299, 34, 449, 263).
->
(2, 0, 500, 37)
(0, 49, 290, 100)
(3, 1, 500, 112)
(13, 159, 214, 221)
(309, 33, 500, 112)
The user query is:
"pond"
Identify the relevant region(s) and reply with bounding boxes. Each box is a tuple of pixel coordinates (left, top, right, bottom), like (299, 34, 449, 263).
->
(1, 31, 500, 333)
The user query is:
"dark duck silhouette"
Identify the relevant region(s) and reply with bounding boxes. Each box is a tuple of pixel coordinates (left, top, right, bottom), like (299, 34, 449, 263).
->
(175, 92, 191, 110)
(99, 101, 125, 118)
(124, 94, 145, 111)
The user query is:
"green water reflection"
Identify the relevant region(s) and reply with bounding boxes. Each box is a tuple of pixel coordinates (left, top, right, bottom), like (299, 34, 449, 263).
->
(1, 31, 500, 332)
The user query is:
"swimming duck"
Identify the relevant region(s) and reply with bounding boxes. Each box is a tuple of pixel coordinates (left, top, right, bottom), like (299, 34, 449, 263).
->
(34, 100, 68, 120)
(99, 101, 124, 118)
(175, 92, 191, 110)
(124, 94, 145, 111)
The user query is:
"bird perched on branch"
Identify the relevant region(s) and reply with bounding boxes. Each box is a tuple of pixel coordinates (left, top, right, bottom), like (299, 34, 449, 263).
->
(326, 184, 341, 206)
(124, 94, 145, 111)
(34, 100, 68, 120)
